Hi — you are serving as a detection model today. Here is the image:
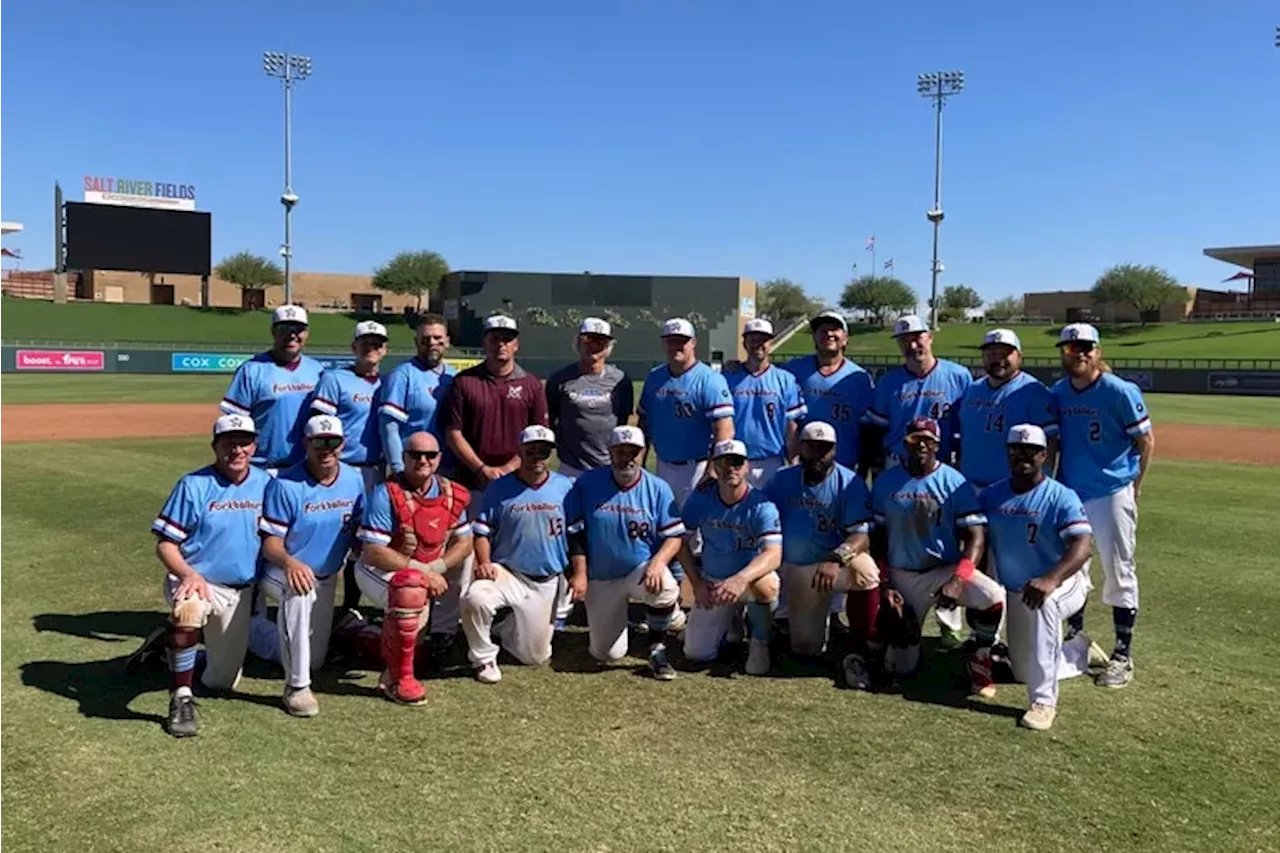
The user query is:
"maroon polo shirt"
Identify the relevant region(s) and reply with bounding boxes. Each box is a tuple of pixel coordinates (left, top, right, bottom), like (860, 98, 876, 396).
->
(443, 361, 548, 489)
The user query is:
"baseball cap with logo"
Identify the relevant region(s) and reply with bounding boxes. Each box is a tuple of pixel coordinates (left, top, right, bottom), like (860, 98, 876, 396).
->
(579, 317, 613, 338)
(743, 318, 775, 337)
(905, 416, 941, 441)
(213, 413, 257, 437)
(981, 328, 1022, 351)
(799, 421, 838, 444)
(808, 310, 848, 332)
(272, 305, 308, 327)
(609, 425, 646, 448)
(484, 314, 519, 335)
(305, 414, 344, 439)
(1007, 423, 1048, 448)
(1057, 323, 1100, 346)
(520, 425, 556, 445)
(661, 318, 696, 338)
(711, 439, 749, 460)
(892, 315, 929, 338)
(353, 320, 389, 341)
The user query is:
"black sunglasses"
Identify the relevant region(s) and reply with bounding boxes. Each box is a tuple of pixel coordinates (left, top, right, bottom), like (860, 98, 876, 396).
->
(310, 436, 343, 450)
(405, 450, 440, 461)
(1061, 341, 1096, 353)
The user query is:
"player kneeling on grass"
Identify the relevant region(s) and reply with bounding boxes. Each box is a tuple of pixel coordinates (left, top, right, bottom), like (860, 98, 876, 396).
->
(355, 431, 473, 705)
(564, 426, 686, 680)
(763, 422, 879, 680)
(461, 426, 573, 684)
(678, 439, 784, 675)
(249, 415, 366, 718)
(870, 417, 1004, 696)
(151, 414, 271, 738)
(980, 424, 1107, 731)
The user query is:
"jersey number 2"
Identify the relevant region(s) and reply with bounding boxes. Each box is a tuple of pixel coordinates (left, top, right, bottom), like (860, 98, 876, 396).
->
(1088, 421, 1102, 442)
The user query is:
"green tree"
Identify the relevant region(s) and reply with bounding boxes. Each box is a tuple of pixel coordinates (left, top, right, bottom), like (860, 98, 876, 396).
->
(757, 278, 823, 328)
(985, 295, 1023, 321)
(372, 250, 450, 311)
(1091, 263, 1185, 326)
(839, 275, 916, 326)
(939, 284, 983, 322)
(215, 252, 283, 296)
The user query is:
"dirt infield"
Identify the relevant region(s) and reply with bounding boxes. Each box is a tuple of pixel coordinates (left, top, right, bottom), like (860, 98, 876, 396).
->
(2, 403, 1278, 465)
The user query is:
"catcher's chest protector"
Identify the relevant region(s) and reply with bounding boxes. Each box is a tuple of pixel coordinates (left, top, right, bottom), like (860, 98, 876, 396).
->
(386, 476, 471, 562)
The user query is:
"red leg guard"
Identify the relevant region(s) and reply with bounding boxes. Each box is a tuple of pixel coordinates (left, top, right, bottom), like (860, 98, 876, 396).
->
(846, 588, 881, 653)
(381, 569, 429, 705)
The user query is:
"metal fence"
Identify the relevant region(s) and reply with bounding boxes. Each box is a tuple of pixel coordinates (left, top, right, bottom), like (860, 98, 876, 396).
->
(773, 353, 1280, 371)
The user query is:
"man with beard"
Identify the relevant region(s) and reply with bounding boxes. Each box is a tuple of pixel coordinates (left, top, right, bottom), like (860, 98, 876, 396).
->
(151, 414, 271, 737)
(980, 424, 1104, 731)
(221, 305, 325, 473)
(869, 417, 1004, 695)
(763, 422, 879, 687)
(565, 426, 686, 680)
(379, 313, 456, 477)
(545, 317, 634, 480)
(957, 329, 1057, 491)
(461, 426, 573, 684)
(1049, 323, 1155, 689)
(724, 318, 806, 488)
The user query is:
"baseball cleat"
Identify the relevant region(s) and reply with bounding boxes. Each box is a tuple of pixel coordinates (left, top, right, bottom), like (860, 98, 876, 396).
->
(1019, 703, 1056, 731)
(841, 653, 872, 691)
(745, 638, 771, 676)
(648, 646, 676, 681)
(124, 626, 168, 675)
(968, 648, 997, 699)
(1096, 656, 1134, 688)
(165, 692, 199, 738)
(333, 608, 366, 635)
(667, 608, 687, 635)
(475, 662, 502, 684)
(553, 617, 569, 633)
(379, 670, 429, 705)
(283, 686, 319, 717)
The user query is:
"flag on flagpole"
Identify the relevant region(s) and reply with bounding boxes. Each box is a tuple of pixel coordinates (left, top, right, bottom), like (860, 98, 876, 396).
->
(865, 236, 876, 251)
(884, 258, 894, 271)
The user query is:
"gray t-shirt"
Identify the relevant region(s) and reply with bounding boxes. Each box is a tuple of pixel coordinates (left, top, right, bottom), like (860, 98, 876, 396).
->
(546, 362, 634, 471)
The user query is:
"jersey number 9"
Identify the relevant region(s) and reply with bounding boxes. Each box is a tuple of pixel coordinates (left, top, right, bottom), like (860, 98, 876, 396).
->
(765, 402, 777, 420)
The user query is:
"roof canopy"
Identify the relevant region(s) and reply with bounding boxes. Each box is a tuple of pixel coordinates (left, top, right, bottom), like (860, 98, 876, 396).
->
(1203, 244, 1280, 271)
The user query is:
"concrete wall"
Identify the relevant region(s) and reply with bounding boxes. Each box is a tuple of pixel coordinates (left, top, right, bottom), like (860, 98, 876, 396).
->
(71, 270, 420, 313)
(1023, 289, 1194, 323)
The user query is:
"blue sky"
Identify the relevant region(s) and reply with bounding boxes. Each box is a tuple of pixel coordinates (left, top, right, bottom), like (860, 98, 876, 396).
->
(2, 0, 1276, 308)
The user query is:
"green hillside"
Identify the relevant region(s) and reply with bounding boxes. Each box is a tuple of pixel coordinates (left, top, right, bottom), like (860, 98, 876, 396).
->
(775, 319, 1280, 362)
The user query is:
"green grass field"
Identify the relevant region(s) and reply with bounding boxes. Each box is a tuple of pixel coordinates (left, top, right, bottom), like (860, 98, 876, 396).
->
(3, 437, 1278, 852)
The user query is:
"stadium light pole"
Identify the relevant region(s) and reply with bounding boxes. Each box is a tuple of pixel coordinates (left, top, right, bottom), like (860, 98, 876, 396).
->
(917, 70, 964, 330)
(263, 52, 312, 306)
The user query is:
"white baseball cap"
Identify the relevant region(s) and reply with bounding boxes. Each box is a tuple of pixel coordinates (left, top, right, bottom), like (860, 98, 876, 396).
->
(272, 305, 308, 326)
(520, 425, 556, 445)
(743, 318, 775, 337)
(579, 317, 613, 338)
(799, 421, 838, 444)
(892, 315, 929, 337)
(809, 310, 848, 332)
(608, 425, 646, 448)
(981, 328, 1022, 351)
(305, 414, 344, 439)
(354, 320, 388, 341)
(213, 413, 257, 437)
(1057, 323, 1100, 346)
(711, 439, 749, 459)
(661, 318, 695, 338)
(1007, 423, 1048, 448)
(484, 314, 519, 334)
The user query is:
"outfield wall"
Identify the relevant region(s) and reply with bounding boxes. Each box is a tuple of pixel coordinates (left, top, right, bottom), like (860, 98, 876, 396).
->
(3, 346, 1279, 396)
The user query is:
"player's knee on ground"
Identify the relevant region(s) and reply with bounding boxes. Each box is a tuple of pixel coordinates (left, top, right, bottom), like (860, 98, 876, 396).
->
(750, 573, 780, 603)
(878, 599, 921, 647)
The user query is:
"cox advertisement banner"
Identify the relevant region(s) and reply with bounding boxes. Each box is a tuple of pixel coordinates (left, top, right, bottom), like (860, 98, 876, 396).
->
(171, 353, 250, 373)
(16, 349, 106, 371)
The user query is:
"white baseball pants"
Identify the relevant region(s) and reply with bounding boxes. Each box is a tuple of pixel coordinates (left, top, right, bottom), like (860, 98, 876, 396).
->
(551, 461, 586, 622)
(252, 567, 338, 689)
(745, 456, 786, 489)
(1082, 483, 1139, 609)
(1006, 571, 1092, 707)
(461, 564, 561, 668)
(684, 571, 781, 662)
(888, 565, 1005, 632)
(164, 574, 252, 691)
(584, 562, 681, 662)
(782, 555, 880, 655)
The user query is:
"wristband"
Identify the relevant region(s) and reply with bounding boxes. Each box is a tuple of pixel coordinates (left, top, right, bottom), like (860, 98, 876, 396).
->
(955, 558, 976, 582)
(830, 543, 857, 567)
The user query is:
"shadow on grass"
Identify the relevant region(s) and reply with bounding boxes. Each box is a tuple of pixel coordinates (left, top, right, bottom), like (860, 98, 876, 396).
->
(893, 639, 1024, 720)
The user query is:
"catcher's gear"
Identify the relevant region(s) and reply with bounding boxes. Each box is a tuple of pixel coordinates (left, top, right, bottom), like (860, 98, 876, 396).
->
(386, 475, 471, 563)
(878, 588, 921, 647)
(171, 595, 207, 630)
(381, 569, 430, 705)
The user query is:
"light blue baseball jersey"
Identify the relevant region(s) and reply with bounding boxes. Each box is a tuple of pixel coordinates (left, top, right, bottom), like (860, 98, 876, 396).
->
(866, 360, 973, 462)
(765, 462, 873, 566)
(259, 461, 365, 578)
(783, 355, 876, 468)
(638, 362, 734, 464)
(1050, 373, 1151, 502)
(724, 364, 806, 459)
(378, 358, 456, 473)
(311, 367, 383, 465)
(356, 476, 472, 548)
(870, 462, 986, 572)
(681, 484, 783, 582)
(980, 477, 1092, 593)
(958, 371, 1057, 487)
(473, 472, 574, 578)
(221, 353, 325, 467)
(152, 465, 271, 586)
(565, 467, 686, 581)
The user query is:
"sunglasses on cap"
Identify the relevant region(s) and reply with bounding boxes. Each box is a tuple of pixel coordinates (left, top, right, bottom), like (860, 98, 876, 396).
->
(405, 449, 440, 461)
(310, 436, 342, 450)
